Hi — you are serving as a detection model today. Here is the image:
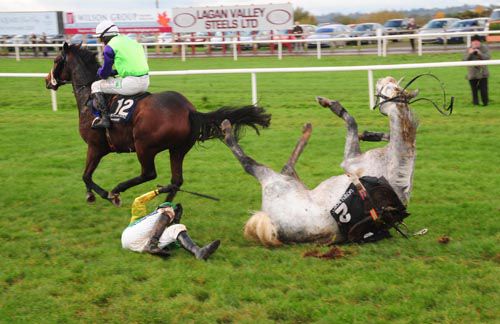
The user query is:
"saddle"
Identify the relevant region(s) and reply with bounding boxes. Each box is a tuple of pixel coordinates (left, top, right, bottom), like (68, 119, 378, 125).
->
(106, 92, 150, 123)
(330, 176, 409, 243)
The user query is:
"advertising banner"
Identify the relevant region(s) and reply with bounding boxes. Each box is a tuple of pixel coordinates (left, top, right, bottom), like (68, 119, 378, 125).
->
(64, 11, 172, 34)
(0, 11, 62, 35)
(172, 3, 293, 33)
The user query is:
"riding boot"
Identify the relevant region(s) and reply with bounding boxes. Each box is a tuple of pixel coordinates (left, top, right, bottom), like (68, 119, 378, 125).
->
(143, 214, 171, 257)
(91, 92, 111, 129)
(176, 231, 220, 260)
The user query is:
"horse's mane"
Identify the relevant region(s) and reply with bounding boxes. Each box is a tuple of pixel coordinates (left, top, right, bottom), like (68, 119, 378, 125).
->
(69, 44, 100, 69)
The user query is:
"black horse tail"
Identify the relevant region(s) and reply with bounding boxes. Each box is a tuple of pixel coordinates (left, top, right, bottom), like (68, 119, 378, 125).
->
(189, 105, 271, 142)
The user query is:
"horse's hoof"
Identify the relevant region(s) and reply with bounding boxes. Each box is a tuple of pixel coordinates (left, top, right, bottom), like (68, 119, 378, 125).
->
(302, 123, 312, 134)
(86, 192, 96, 204)
(108, 193, 122, 207)
(316, 96, 331, 108)
(221, 119, 232, 134)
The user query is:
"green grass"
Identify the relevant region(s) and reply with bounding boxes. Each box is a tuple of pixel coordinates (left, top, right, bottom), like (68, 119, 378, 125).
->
(0, 53, 499, 323)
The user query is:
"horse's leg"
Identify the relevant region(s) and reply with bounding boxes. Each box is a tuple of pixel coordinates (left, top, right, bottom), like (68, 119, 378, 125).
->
(221, 119, 273, 181)
(280, 123, 312, 180)
(359, 131, 390, 142)
(109, 148, 158, 206)
(82, 147, 109, 203)
(164, 146, 191, 202)
(316, 96, 361, 160)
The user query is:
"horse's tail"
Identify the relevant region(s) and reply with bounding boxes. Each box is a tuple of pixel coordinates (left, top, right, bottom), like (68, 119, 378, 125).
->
(189, 105, 271, 142)
(244, 211, 282, 247)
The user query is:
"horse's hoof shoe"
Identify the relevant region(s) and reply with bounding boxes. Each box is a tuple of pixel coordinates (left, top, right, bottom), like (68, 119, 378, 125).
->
(86, 192, 96, 204)
(111, 196, 122, 207)
(221, 119, 232, 133)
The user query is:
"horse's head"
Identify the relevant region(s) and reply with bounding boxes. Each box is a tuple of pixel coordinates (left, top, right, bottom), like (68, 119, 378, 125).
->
(45, 42, 73, 90)
(375, 76, 418, 116)
(45, 42, 99, 91)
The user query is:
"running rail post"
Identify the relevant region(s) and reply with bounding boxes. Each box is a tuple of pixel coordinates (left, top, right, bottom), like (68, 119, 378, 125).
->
(251, 72, 257, 106)
(382, 37, 387, 57)
(181, 44, 186, 62)
(51, 89, 58, 112)
(15, 45, 20, 61)
(233, 40, 237, 61)
(278, 41, 282, 60)
(368, 69, 374, 109)
(376, 28, 382, 57)
(316, 41, 321, 59)
(418, 36, 422, 56)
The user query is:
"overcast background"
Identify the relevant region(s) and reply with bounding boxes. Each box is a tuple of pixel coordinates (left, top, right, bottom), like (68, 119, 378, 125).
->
(0, 0, 496, 15)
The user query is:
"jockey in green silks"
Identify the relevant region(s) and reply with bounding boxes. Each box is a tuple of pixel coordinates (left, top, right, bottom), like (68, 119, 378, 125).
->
(121, 187, 220, 260)
(90, 20, 150, 129)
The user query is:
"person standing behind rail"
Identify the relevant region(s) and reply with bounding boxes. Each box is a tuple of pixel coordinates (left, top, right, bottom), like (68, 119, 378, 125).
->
(463, 34, 490, 106)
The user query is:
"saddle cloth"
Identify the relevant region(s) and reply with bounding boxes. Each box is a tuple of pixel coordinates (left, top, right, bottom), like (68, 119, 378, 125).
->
(330, 176, 409, 243)
(108, 92, 150, 123)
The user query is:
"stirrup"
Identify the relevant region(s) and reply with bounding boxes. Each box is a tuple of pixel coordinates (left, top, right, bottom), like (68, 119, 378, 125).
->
(91, 116, 110, 129)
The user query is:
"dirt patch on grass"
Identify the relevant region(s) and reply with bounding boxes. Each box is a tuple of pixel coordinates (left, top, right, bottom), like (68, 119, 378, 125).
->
(303, 246, 345, 260)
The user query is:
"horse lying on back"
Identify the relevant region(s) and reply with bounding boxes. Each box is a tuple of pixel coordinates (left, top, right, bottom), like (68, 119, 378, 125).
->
(221, 77, 420, 246)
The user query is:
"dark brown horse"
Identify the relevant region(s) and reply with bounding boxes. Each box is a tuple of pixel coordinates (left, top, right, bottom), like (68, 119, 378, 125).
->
(45, 43, 270, 206)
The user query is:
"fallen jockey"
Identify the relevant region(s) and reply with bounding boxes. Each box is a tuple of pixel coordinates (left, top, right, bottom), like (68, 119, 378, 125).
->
(121, 187, 220, 260)
(90, 20, 150, 129)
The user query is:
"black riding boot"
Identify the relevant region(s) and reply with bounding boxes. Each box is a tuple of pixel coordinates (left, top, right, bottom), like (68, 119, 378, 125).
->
(91, 92, 111, 129)
(143, 214, 171, 257)
(177, 231, 220, 260)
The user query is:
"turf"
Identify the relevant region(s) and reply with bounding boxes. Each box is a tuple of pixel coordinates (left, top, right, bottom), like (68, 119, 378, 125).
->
(0, 53, 499, 323)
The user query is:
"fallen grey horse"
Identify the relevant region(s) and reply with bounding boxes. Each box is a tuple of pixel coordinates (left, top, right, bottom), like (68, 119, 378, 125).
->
(221, 76, 419, 246)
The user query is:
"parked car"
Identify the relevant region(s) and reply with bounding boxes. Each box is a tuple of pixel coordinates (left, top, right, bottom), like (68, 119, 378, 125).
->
(418, 18, 460, 43)
(306, 24, 352, 48)
(437, 18, 489, 44)
(209, 31, 254, 49)
(158, 32, 173, 44)
(349, 23, 383, 44)
(383, 19, 410, 35)
(70, 34, 98, 45)
(486, 9, 500, 42)
(5, 35, 29, 52)
(298, 24, 317, 37)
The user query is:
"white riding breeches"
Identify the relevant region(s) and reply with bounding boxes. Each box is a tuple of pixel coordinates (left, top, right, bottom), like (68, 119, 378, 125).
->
(121, 213, 187, 252)
(91, 75, 149, 95)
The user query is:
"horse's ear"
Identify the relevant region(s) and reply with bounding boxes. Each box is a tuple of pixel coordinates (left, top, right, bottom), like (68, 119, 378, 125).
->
(63, 42, 69, 52)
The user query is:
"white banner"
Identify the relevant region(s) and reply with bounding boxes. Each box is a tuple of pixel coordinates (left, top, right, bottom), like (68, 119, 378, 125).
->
(0, 12, 62, 35)
(172, 3, 293, 33)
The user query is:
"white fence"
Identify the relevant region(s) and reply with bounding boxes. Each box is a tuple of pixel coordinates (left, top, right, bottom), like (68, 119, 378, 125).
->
(1, 30, 499, 62)
(1, 59, 499, 111)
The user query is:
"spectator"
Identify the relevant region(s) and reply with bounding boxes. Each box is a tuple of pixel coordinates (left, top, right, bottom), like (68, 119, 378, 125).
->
(40, 33, 48, 57)
(292, 21, 304, 52)
(407, 18, 417, 52)
(463, 35, 490, 106)
(30, 34, 38, 57)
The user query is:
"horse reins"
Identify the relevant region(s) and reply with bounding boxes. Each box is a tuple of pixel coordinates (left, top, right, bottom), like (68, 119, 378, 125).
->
(373, 73, 454, 116)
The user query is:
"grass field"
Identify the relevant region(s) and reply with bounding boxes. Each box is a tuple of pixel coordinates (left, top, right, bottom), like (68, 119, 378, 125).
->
(0, 53, 499, 323)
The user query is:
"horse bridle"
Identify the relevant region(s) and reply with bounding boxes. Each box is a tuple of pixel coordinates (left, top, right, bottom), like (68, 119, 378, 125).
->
(373, 73, 454, 116)
(50, 51, 69, 88)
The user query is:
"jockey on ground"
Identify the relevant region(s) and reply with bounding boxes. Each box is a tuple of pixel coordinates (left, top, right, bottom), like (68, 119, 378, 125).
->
(121, 187, 221, 260)
(90, 20, 150, 129)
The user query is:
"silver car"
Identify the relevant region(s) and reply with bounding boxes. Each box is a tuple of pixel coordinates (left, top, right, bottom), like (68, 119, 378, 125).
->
(306, 24, 352, 48)
(350, 23, 384, 44)
(418, 18, 460, 43)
